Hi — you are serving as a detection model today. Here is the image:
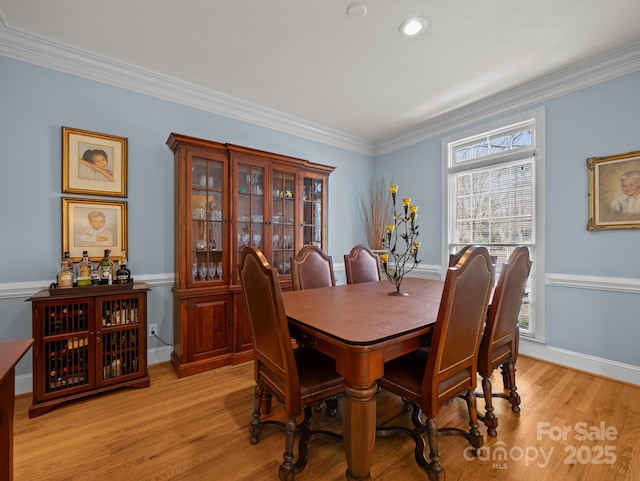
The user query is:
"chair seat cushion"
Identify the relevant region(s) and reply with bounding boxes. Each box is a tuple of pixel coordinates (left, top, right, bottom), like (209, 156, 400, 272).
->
(379, 348, 429, 403)
(295, 347, 344, 401)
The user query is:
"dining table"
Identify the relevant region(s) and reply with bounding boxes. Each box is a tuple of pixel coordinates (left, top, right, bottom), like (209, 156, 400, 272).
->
(281, 277, 445, 481)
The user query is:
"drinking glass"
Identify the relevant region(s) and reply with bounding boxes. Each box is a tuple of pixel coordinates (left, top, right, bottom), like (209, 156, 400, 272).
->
(198, 263, 207, 281)
(209, 262, 216, 279)
(216, 263, 223, 279)
(192, 262, 198, 282)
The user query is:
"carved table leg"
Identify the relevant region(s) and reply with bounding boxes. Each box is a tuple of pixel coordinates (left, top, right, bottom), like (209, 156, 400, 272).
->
(343, 382, 378, 481)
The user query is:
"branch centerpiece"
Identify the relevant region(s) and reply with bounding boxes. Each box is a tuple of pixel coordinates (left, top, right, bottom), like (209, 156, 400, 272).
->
(379, 185, 421, 296)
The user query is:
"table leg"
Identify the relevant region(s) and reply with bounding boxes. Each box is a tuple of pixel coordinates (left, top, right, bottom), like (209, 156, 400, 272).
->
(343, 382, 378, 481)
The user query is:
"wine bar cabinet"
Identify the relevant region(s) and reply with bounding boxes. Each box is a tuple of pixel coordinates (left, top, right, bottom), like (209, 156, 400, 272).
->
(28, 283, 150, 417)
(167, 133, 334, 377)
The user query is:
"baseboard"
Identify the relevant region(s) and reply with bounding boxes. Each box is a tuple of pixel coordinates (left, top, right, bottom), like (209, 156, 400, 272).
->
(520, 337, 640, 386)
(147, 345, 173, 365)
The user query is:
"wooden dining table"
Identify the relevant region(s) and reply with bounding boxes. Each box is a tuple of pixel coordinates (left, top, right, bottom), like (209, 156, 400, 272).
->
(281, 277, 445, 481)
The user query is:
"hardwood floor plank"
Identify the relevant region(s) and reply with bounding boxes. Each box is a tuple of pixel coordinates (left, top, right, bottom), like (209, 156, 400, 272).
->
(12, 356, 640, 480)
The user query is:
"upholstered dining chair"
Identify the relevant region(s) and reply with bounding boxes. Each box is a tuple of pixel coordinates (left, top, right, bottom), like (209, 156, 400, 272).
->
(344, 244, 381, 284)
(239, 246, 344, 481)
(290, 245, 335, 290)
(448, 244, 472, 268)
(476, 245, 532, 436)
(377, 245, 494, 481)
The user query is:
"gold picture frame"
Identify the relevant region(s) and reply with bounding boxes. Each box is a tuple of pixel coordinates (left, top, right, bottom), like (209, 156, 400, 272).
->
(62, 126, 128, 197)
(587, 150, 640, 231)
(63, 197, 128, 261)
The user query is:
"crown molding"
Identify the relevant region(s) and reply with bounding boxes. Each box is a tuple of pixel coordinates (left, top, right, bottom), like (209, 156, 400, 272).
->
(375, 42, 640, 155)
(0, 12, 375, 156)
(1, 12, 639, 159)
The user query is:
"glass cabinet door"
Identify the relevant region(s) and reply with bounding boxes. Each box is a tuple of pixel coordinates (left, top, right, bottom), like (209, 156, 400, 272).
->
(191, 156, 224, 285)
(303, 176, 325, 249)
(271, 169, 296, 276)
(235, 164, 265, 279)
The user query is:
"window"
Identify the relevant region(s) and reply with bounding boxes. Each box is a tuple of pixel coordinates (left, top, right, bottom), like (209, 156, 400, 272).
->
(444, 109, 544, 339)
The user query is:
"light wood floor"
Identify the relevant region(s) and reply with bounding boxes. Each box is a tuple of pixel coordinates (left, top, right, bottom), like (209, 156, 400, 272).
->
(12, 356, 640, 480)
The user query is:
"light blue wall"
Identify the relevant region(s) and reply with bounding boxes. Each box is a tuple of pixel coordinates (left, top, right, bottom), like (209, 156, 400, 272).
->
(0, 55, 373, 376)
(375, 140, 442, 266)
(375, 69, 640, 368)
(545, 72, 640, 278)
(2, 54, 639, 382)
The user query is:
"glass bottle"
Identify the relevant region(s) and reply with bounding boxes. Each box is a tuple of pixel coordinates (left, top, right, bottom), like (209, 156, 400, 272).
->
(91, 265, 100, 285)
(115, 250, 131, 284)
(57, 251, 73, 289)
(76, 250, 94, 287)
(99, 249, 113, 285)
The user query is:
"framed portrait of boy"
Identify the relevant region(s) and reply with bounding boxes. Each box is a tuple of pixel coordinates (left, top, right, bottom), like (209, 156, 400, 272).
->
(587, 150, 640, 231)
(62, 126, 128, 197)
(63, 197, 128, 261)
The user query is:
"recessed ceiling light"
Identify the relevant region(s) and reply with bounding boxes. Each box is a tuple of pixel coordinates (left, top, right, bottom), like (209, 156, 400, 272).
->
(400, 17, 428, 37)
(346, 3, 367, 20)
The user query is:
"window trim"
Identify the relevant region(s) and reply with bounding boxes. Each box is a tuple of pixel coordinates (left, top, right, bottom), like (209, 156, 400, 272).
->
(441, 107, 546, 341)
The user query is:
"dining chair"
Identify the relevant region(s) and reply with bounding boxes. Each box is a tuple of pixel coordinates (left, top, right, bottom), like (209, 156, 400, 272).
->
(476, 245, 532, 436)
(290, 245, 335, 290)
(448, 244, 472, 268)
(450, 244, 498, 268)
(344, 244, 381, 284)
(377, 245, 494, 481)
(239, 246, 344, 480)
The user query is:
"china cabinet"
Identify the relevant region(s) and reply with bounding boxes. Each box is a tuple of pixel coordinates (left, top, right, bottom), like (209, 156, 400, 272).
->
(28, 284, 149, 417)
(167, 133, 334, 377)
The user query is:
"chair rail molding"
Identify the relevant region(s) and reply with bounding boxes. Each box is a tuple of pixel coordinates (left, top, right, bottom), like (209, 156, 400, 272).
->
(545, 272, 640, 294)
(0, 274, 174, 300)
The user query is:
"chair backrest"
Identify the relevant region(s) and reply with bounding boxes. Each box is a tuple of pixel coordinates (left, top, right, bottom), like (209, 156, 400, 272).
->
(239, 246, 301, 414)
(477, 246, 532, 376)
(290, 245, 336, 290)
(423, 245, 494, 416)
(344, 244, 381, 284)
(448, 245, 472, 268)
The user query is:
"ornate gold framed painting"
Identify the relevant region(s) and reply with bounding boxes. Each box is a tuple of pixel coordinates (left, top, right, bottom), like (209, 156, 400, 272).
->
(62, 197, 128, 261)
(587, 150, 640, 231)
(62, 126, 128, 197)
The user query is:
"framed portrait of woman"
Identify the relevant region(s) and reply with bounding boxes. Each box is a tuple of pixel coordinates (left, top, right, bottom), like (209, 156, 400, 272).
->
(587, 150, 640, 231)
(63, 197, 128, 261)
(62, 127, 128, 197)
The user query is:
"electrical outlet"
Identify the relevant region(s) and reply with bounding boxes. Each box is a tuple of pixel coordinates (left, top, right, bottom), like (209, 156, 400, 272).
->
(148, 323, 158, 337)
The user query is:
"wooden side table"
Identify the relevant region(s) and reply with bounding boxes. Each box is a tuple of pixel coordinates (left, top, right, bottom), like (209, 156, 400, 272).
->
(0, 339, 33, 481)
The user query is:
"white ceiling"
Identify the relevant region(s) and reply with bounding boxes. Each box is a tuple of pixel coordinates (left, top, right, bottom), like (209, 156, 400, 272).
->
(1, 0, 640, 150)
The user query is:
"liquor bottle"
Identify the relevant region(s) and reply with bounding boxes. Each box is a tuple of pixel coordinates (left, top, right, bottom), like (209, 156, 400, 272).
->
(76, 251, 94, 287)
(99, 249, 113, 285)
(115, 250, 131, 284)
(57, 251, 73, 289)
(91, 263, 100, 285)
